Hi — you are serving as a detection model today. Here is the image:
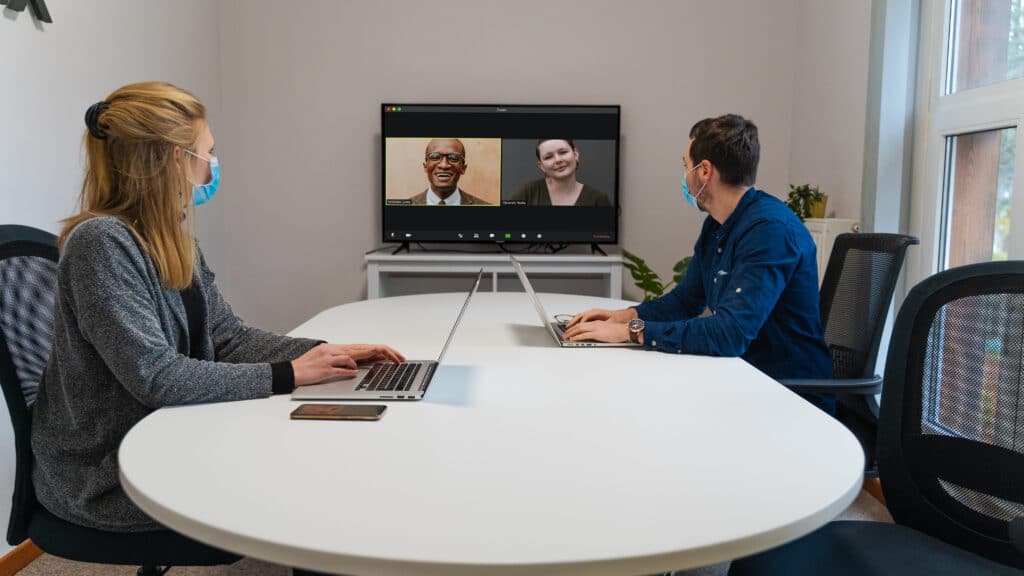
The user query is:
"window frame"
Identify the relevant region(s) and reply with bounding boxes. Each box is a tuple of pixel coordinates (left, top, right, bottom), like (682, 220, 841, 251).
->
(908, 0, 1024, 287)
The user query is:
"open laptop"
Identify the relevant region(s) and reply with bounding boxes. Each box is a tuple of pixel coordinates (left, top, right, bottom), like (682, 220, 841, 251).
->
(510, 256, 641, 348)
(292, 268, 483, 401)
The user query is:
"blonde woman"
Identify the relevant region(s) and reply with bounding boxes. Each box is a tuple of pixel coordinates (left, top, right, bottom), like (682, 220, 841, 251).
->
(31, 82, 404, 553)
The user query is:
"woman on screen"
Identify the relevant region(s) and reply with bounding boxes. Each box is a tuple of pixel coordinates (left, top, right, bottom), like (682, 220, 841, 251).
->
(510, 139, 610, 207)
(31, 81, 404, 547)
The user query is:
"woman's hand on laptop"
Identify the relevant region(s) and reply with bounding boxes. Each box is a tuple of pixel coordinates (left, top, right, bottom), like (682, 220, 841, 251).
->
(337, 344, 406, 365)
(562, 320, 630, 343)
(292, 344, 360, 386)
(566, 307, 638, 328)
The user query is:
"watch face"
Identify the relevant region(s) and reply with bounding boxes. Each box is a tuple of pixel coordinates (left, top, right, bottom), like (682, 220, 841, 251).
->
(629, 318, 645, 332)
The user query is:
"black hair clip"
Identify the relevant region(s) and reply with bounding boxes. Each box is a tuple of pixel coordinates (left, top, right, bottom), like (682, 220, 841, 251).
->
(85, 102, 110, 140)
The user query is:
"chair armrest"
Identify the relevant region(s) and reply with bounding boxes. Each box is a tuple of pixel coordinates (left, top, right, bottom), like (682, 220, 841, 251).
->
(776, 375, 882, 395)
(1010, 516, 1024, 557)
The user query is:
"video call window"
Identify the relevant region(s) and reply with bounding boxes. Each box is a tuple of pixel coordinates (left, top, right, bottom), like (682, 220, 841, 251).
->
(500, 139, 615, 207)
(381, 105, 620, 244)
(386, 138, 502, 206)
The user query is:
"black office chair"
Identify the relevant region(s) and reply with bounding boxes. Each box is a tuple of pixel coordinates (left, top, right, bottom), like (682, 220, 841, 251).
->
(0, 224, 240, 575)
(729, 260, 1024, 575)
(781, 233, 919, 468)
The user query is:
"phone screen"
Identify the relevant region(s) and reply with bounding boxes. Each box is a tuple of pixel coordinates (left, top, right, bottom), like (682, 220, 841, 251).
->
(290, 404, 387, 420)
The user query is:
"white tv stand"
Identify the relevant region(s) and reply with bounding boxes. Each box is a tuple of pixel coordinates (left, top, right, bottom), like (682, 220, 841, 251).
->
(365, 250, 623, 299)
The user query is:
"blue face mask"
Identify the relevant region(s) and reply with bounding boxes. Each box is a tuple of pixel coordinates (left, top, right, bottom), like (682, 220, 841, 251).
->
(185, 150, 220, 206)
(681, 163, 706, 210)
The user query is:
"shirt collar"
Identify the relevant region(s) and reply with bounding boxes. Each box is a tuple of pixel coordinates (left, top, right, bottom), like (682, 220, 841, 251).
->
(714, 187, 758, 239)
(427, 187, 462, 205)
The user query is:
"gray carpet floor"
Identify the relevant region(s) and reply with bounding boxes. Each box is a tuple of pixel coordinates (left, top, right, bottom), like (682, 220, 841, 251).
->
(19, 490, 892, 576)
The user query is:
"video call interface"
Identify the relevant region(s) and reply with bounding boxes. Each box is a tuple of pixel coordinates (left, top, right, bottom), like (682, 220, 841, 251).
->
(382, 104, 620, 244)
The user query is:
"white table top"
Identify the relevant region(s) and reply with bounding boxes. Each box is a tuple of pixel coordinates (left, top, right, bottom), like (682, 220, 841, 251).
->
(120, 292, 864, 575)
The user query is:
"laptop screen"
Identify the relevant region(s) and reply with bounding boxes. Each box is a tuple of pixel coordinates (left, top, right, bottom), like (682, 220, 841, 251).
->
(509, 257, 559, 332)
(436, 268, 484, 364)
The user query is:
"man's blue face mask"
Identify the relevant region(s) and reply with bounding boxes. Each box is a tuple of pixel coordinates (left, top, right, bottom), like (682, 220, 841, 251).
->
(184, 150, 220, 206)
(682, 162, 706, 210)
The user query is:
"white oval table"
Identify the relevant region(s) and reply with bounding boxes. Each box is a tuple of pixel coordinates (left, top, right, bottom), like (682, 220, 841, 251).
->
(120, 292, 864, 575)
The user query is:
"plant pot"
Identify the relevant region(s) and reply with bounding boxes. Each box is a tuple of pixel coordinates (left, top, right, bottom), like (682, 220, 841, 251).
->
(808, 196, 828, 219)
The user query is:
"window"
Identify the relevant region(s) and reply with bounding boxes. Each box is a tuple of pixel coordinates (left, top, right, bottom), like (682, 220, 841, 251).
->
(911, 1, 1024, 440)
(911, 0, 1024, 279)
(938, 127, 1016, 268)
(946, 0, 1024, 94)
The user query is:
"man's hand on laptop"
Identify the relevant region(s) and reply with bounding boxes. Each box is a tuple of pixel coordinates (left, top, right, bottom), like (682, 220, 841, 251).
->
(562, 319, 630, 343)
(566, 307, 638, 328)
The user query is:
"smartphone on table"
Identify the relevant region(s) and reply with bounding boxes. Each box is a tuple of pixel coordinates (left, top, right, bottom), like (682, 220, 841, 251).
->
(289, 403, 387, 421)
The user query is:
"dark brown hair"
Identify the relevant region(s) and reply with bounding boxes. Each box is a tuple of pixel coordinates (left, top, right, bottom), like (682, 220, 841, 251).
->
(688, 115, 759, 187)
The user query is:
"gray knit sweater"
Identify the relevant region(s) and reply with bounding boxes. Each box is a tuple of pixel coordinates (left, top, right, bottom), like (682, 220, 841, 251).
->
(31, 216, 320, 532)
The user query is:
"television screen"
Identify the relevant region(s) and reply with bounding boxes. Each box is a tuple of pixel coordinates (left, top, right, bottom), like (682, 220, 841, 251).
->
(382, 104, 620, 244)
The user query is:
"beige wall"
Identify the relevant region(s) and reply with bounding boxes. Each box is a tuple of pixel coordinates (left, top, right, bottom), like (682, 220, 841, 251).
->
(213, 0, 855, 332)
(1, 0, 225, 254)
(0, 0, 876, 335)
(1, 0, 875, 551)
(789, 0, 873, 220)
(0, 0, 876, 343)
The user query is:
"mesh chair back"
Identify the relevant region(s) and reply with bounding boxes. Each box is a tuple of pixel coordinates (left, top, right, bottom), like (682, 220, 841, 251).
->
(879, 260, 1024, 568)
(819, 233, 919, 379)
(0, 225, 58, 544)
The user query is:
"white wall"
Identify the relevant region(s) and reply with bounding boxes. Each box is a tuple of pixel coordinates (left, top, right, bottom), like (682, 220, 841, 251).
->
(788, 0, 873, 220)
(215, 0, 813, 332)
(0, 0, 223, 555)
(1, 0, 874, 555)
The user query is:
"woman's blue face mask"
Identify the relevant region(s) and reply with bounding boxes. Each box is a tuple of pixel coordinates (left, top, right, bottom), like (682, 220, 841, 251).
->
(184, 150, 220, 206)
(682, 162, 706, 210)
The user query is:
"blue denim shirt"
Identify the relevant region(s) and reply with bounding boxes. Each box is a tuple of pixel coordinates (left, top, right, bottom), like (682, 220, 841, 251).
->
(635, 188, 832, 381)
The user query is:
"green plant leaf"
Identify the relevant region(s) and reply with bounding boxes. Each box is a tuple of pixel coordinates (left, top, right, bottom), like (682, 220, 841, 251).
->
(621, 249, 644, 265)
(785, 183, 823, 222)
(671, 256, 692, 286)
(623, 249, 696, 300)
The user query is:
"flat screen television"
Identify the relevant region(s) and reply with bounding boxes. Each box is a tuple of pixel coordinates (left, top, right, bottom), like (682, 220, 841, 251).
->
(381, 104, 620, 245)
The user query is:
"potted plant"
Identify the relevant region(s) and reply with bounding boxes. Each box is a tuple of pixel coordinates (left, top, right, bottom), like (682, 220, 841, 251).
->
(785, 184, 827, 221)
(622, 249, 692, 302)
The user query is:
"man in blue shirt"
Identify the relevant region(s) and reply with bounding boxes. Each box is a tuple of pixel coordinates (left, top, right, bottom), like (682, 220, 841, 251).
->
(564, 114, 833, 410)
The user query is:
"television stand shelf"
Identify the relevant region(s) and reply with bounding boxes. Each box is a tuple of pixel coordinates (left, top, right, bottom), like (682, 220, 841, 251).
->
(365, 250, 623, 299)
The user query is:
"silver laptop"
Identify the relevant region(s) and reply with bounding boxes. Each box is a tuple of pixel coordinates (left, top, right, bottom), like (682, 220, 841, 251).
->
(510, 256, 641, 348)
(292, 268, 483, 401)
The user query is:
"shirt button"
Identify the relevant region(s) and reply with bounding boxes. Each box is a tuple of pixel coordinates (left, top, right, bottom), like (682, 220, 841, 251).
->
(717, 247, 723, 253)
(736, 287, 742, 293)
(652, 340, 657, 347)
(677, 349, 682, 353)
(713, 278, 717, 283)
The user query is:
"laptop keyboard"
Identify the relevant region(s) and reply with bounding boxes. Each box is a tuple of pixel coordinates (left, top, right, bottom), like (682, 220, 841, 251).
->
(356, 363, 420, 392)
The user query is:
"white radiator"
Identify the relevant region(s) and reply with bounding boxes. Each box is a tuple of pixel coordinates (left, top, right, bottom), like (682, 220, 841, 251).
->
(804, 218, 860, 285)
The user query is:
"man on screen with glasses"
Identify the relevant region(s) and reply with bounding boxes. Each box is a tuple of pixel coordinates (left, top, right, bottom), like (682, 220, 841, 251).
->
(410, 138, 491, 205)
